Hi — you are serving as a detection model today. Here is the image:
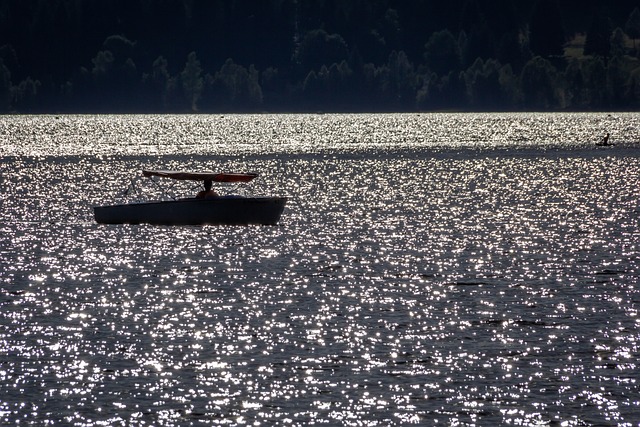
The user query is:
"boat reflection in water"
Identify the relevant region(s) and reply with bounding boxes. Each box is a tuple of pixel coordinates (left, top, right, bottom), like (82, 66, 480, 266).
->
(94, 170, 287, 225)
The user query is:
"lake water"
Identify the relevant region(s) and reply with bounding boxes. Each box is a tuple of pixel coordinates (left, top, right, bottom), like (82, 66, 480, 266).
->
(1, 113, 639, 426)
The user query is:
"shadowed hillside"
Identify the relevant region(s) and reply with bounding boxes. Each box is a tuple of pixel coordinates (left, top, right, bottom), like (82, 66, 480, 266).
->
(1, 0, 639, 112)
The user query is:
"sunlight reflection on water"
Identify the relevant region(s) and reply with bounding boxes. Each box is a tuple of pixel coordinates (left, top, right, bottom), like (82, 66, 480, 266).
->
(1, 113, 639, 425)
(0, 112, 637, 156)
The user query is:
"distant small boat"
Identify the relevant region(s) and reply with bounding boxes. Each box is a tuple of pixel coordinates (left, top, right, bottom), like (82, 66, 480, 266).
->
(94, 170, 286, 225)
(596, 133, 614, 147)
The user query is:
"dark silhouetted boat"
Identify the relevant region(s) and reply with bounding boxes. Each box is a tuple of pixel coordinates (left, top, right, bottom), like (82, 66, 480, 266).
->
(94, 170, 286, 225)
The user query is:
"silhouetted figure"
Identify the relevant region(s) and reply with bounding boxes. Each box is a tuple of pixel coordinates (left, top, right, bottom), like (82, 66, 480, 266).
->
(196, 179, 218, 199)
(596, 133, 612, 147)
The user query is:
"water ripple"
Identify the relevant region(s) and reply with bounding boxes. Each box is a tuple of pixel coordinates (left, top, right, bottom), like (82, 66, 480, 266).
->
(1, 113, 639, 425)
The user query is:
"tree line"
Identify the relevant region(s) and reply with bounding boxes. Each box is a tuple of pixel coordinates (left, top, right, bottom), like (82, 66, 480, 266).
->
(1, 0, 640, 113)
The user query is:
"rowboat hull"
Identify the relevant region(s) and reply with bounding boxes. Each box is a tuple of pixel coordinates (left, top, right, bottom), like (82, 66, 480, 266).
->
(94, 197, 287, 225)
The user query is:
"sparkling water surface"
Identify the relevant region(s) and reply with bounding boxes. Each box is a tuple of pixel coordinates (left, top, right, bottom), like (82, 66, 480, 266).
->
(1, 113, 639, 426)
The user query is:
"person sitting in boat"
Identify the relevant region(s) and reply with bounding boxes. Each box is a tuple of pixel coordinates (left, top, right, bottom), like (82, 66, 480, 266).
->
(597, 133, 611, 146)
(196, 179, 218, 199)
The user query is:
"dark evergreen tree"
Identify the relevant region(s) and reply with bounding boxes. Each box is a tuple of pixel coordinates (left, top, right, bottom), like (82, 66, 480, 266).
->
(520, 56, 560, 109)
(438, 71, 468, 109)
(625, 7, 640, 52)
(204, 58, 263, 111)
(88, 35, 141, 111)
(302, 70, 321, 109)
(148, 56, 172, 110)
(584, 15, 613, 60)
(464, 58, 506, 109)
(13, 77, 40, 111)
(460, 0, 495, 64)
(384, 51, 416, 110)
(424, 30, 461, 76)
(564, 59, 587, 108)
(294, 29, 349, 72)
(606, 56, 627, 106)
(610, 28, 627, 58)
(582, 57, 607, 107)
(625, 67, 640, 106)
(181, 52, 204, 112)
(529, 0, 565, 57)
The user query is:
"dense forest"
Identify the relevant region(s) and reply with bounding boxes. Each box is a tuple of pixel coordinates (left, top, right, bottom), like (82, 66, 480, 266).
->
(1, 0, 640, 113)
